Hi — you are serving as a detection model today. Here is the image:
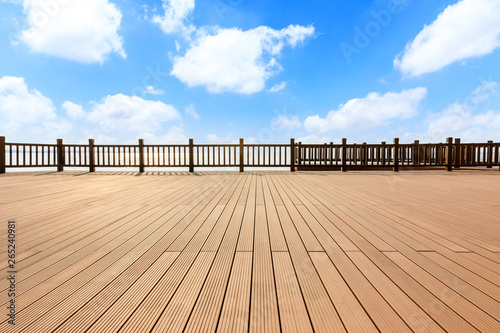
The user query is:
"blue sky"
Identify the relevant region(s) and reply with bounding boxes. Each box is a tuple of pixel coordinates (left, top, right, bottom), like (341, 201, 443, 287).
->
(1, 0, 500, 145)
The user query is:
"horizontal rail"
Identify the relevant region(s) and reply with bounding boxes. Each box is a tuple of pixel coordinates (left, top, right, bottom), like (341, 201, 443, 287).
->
(1, 136, 499, 173)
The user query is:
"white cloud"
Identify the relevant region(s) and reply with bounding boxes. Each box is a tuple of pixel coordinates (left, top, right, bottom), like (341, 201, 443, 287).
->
(0, 76, 72, 140)
(272, 115, 301, 130)
(206, 133, 233, 143)
(268, 81, 287, 93)
(185, 103, 199, 119)
(0, 76, 188, 143)
(297, 134, 331, 144)
(31, 118, 73, 140)
(417, 81, 500, 142)
(63, 101, 86, 119)
(137, 126, 188, 144)
(418, 102, 500, 142)
(87, 94, 181, 132)
(19, 0, 126, 64)
(394, 0, 500, 77)
(304, 87, 427, 133)
(0, 75, 56, 125)
(171, 24, 314, 94)
(144, 85, 164, 95)
(151, 0, 195, 35)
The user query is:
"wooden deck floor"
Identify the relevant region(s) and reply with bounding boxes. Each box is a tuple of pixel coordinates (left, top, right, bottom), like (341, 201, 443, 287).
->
(1, 170, 500, 332)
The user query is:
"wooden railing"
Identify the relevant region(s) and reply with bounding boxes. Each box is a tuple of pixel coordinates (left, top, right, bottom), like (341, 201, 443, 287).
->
(1, 136, 499, 173)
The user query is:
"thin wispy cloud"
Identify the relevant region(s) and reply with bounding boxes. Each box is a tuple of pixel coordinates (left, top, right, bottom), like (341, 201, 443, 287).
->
(185, 104, 199, 120)
(268, 81, 287, 93)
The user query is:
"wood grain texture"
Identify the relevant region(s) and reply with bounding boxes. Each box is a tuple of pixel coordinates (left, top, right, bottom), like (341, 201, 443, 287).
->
(0, 169, 499, 332)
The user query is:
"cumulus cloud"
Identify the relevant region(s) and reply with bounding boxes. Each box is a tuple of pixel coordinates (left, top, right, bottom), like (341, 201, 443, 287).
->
(87, 94, 181, 133)
(268, 81, 287, 93)
(418, 102, 500, 142)
(63, 101, 86, 119)
(394, 0, 500, 77)
(0, 76, 187, 143)
(31, 118, 73, 140)
(417, 81, 500, 142)
(272, 115, 301, 130)
(0, 76, 56, 124)
(171, 24, 314, 94)
(304, 87, 427, 133)
(151, 0, 195, 35)
(185, 104, 199, 120)
(0, 76, 71, 140)
(19, 0, 126, 64)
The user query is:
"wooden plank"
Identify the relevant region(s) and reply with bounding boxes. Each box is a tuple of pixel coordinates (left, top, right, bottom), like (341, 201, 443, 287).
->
(421, 251, 500, 300)
(217, 252, 253, 332)
(347, 251, 446, 332)
(280, 174, 478, 332)
(46, 252, 179, 332)
(249, 175, 280, 332)
(261, 175, 288, 252)
(184, 186, 249, 331)
(45, 181, 235, 332)
(85, 177, 240, 333)
(236, 174, 256, 252)
(272, 251, 313, 333)
(386, 252, 500, 332)
(0, 176, 235, 331)
(309, 252, 378, 332)
(273, 175, 411, 332)
(268, 175, 323, 252)
(0, 176, 222, 290)
(152, 252, 216, 332)
(273, 204, 346, 333)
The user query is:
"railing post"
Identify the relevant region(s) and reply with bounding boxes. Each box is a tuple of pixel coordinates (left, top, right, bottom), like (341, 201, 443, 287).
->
(138, 139, 145, 173)
(413, 140, 419, 166)
(298, 142, 302, 166)
(0, 136, 5, 174)
(329, 142, 334, 166)
(393, 138, 399, 172)
(487, 140, 493, 168)
(324, 143, 328, 165)
(446, 137, 453, 172)
(239, 138, 244, 172)
(57, 138, 64, 172)
(381, 141, 386, 166)
(362, 142, 367, 166)
(189, 138, 194, 172)
(89, 139, 95, 172)
(352, 143, 356, 166)
(495, 143, 500, 171)
(454, 138, 461, 169)
(290, 138, 295, 172)
(342, 138, 347, 172)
